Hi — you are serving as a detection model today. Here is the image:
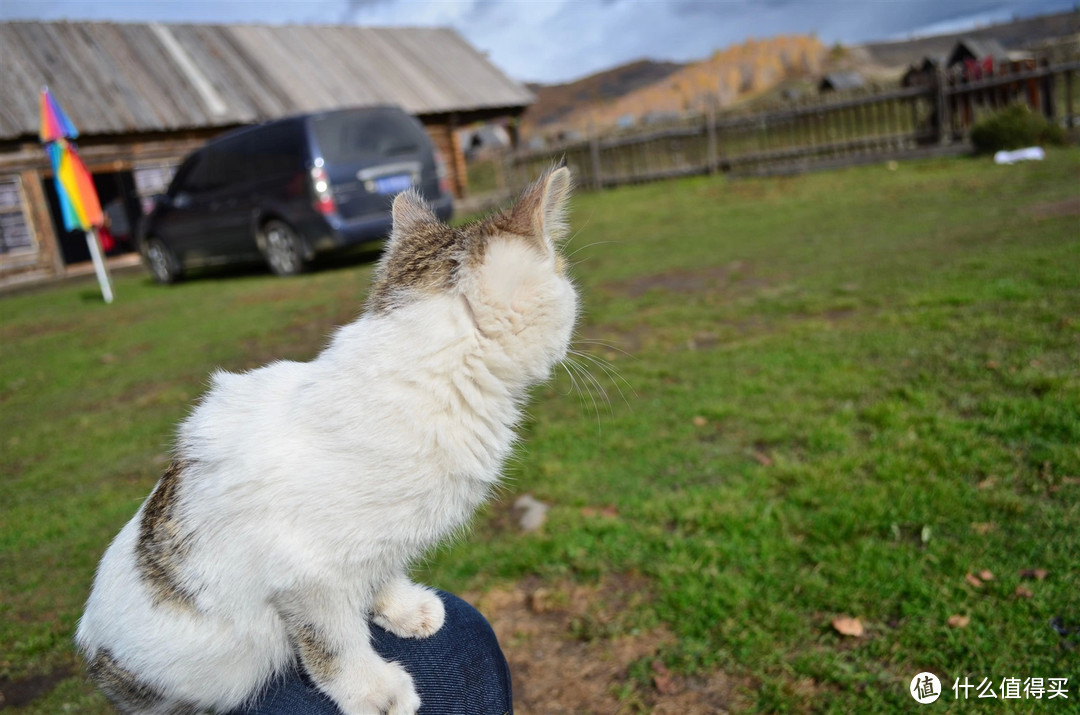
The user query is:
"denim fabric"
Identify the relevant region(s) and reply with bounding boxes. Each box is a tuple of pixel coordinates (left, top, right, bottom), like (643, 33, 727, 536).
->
(230, 591, 512, 715)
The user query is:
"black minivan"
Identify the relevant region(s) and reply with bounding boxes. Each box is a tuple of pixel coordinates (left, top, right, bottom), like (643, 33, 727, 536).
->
(139, 106, 453, 283)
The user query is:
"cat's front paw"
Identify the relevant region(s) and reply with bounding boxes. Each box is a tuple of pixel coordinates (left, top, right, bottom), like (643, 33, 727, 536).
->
(343, 658, 420, 715)
(373, 581, 446, 639)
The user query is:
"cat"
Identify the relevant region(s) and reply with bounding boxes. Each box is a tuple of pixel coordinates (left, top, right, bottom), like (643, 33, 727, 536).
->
(76, 166, 577, 715)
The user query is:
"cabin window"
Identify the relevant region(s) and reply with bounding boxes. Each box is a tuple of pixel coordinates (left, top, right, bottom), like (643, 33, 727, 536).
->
(0, 176, 36, 259)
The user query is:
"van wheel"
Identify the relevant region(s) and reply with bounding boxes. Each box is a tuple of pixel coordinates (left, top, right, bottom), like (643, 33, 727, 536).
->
(144, 238, 182, 285)
(262, 220, 307, 277)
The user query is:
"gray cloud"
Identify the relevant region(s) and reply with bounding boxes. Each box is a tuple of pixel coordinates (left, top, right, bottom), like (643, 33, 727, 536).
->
(0, 0, 1073, 82)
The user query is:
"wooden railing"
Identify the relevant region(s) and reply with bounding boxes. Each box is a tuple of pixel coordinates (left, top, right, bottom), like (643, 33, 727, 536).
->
(488, 60, 1079, 193)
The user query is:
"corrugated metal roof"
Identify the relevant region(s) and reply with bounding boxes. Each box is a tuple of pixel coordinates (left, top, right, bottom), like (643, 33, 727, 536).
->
(0, 20, 534, 140)
(819, 72, 865, 91)
(948, 37, 1011, 66)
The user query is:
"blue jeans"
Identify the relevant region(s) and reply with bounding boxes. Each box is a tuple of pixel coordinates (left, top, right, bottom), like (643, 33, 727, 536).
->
(230, 591, 513, 714)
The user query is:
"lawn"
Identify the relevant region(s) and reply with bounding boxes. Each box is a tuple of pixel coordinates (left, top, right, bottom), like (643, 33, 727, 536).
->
(1, 149, 1078, 712)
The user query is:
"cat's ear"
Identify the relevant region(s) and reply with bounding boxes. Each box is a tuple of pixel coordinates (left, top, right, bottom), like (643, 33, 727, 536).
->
(509, 165, 572, 243)
(391, 189, 438, 235)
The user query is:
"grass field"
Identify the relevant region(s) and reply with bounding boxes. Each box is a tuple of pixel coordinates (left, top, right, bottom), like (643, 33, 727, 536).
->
(2, 149, 1078, 712)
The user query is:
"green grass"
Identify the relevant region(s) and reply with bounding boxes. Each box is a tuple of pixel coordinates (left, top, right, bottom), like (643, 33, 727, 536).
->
(466, 157, 503, 195)
(2, 149, 1078, 712)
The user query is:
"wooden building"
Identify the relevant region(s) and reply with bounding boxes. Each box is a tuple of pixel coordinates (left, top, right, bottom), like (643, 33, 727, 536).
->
(945, 38, 1011, 69)
(818, 71, 865, 93)
(902, 37, 1035, 87)
(0, 20, 533, 286)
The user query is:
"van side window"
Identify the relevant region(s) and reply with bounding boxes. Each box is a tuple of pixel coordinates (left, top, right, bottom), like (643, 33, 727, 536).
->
(177, 153, 217, 194)
(207, 136, 253, 188)
(167, 155, 200, 196)
(252, 123, 304, 177)
(312, 111, 423, 162)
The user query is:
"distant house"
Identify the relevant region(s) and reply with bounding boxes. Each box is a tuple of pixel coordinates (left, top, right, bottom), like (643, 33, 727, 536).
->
(0, 21, 533, 286)
(946, 38, 1011, 69)
(461, 123, 512, 160)
(902, 57, 942, 87)
(818, 72, 865, 93)
(903, 37, 1037, 87)
(781, 88, 803, 103)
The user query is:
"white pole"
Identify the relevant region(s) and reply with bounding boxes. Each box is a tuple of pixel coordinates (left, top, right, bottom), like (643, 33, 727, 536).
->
(85, 227, 114, 304)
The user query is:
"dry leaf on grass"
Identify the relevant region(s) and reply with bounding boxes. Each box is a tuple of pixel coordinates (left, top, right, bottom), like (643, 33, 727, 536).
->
(965, 573, 984, 588)
(652, 660, 679, 695)
(948, 615, 971, 628)
(977, 570, 995, 581)
(976, 477, 997, 490)
(1049, 476, 1080, 493)
(580, 505, 619, 518)
(831, 616, 864, 638)
(527, 588, 554, 614)
(1015, 586, 1034, 599)
(970, 522, 995, 535)
(752, 450, 773, 467)
(1020, 568, 1049, 581)
(692, 416, 708, 427)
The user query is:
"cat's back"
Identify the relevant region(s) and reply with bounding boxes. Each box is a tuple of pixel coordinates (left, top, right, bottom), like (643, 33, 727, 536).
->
(180, 359, 312, 457)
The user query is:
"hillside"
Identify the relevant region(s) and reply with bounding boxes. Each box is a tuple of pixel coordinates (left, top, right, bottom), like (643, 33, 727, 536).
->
(522, 35, 825, 139)
(521, 60, 684, 132)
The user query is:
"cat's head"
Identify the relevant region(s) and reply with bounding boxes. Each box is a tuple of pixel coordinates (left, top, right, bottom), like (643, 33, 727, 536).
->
(368, 166, 578, 385)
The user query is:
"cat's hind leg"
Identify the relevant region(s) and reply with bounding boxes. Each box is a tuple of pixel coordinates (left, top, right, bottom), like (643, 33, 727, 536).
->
(372, 576, 446, 639)
(274, 588, 421, 715)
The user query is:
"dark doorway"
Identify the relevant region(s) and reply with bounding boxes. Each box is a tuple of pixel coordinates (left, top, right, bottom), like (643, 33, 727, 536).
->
(41, 170, 141, 265)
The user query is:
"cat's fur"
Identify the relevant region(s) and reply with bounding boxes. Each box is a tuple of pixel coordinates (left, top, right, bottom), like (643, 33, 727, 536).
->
(76, 167, 578, 715)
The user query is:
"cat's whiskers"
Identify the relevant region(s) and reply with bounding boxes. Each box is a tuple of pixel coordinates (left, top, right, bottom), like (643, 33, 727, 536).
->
(553, 362, 579, 398)
(568, 349, 635, 408)
(573, 349, 634, 391)
(558, 357, 602, 433)
(559, 212, 593, 254)
(558, 360, 595, 424)
(575, 339, 635, 359)
(566, 356, 612, 435)
(576, 359, 611, 413)
(563, 239, 619, 264)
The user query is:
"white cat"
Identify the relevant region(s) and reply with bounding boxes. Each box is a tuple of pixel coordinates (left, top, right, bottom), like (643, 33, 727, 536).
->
(76, 166, 577, 715)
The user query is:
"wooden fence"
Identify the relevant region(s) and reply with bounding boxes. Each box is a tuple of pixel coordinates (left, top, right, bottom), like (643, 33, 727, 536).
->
(484, 60, 1079, 194)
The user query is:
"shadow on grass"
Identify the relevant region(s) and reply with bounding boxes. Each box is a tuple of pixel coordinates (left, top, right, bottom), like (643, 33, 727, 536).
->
(143, 242, 387, 287)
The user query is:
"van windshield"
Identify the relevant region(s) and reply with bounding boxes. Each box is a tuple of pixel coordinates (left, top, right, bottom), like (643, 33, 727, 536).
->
(312, 110, 423, 163)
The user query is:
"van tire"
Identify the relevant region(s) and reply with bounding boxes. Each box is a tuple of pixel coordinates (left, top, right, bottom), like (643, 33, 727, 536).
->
(144, 238, 183, 285)
(262, 220, 307, 277)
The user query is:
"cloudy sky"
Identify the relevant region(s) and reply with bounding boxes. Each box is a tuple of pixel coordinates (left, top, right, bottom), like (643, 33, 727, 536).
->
(2, 1, 1073, 83)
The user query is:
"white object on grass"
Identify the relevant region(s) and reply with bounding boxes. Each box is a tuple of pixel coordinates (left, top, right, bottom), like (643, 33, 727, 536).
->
(514, 494, 549, 531)
(993, 147, 1045, 165)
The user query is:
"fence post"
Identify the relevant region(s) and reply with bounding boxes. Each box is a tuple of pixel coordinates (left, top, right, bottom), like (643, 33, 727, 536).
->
(1065, 69, 1076, 129)
(705, 104, 718, 174)
(493, 152, 508, 196)
(1041, 58, 1057, 122)
(934, 68, 952, 145)
(502, 153, 513, 195)
(589, 135, 602, 190)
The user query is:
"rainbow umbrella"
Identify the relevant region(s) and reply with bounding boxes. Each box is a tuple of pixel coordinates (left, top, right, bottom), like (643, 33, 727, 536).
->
(39, 88, 79, 143)
(39, 87, 112, 302)
(40, 88, 104, 231)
